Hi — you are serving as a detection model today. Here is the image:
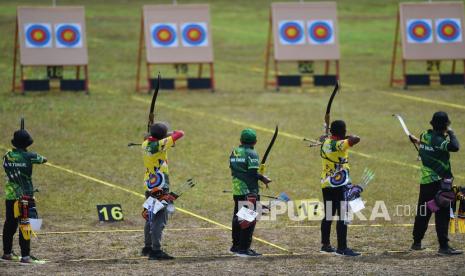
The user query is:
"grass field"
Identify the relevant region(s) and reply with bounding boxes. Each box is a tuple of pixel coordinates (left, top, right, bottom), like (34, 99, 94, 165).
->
(1, 0, 465, 274)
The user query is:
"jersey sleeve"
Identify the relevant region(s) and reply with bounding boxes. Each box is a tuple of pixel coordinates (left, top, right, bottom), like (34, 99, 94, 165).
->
(29, 152, 46, 164)
(247, 151, 260, 170)
(336, 139, 350, 152)
(147, 136, 175, 154)
(433, 136, 449, 152)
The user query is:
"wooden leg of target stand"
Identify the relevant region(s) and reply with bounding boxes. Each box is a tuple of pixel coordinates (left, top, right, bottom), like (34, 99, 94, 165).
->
(402, 59, 407, 90)
(209, 63, 215, 92)
(146, 63, 152, 94)
(274, 59, 279, 91)
(12, 18, 19, 93)
(198, 64, 203, 78)
(463, 60, 465, 89)
(451, 60, 456, 74)
(76, 66, 80, 80)
(20, 65, 25, 94)
(335, 60, 340, 81)
(84, 65, 89, 95)
(325, 61, 330, 75)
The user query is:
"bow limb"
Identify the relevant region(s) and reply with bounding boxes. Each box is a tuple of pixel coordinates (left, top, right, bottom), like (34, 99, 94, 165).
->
(147, 73, 161, 133)
(324, 82, 339, 135)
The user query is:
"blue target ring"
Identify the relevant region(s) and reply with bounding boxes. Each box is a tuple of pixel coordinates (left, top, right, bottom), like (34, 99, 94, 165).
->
(309, 21, 333, 43)
(182, 23, 206, 46)
(279, 22, 304, 44)
(152, 24, 177, 46)
(56, 24, 81, 47)
(408, 20, 432, 42)
(26, 24, 51, 47)
(437, 20, 461, 42)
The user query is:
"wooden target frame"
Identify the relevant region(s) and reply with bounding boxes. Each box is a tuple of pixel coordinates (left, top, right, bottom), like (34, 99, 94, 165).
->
(135, 4, 215, 93)
(264, 2, 340, 91)
(12, 6, 89, 94)
(390, 2, 465, 89)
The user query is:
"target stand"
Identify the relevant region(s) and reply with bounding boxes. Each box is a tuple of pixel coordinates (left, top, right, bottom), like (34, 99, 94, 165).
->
(135, 5, 215, 93)
(390, 2, 465, 89)
(12, 7, 89, 94)
(264, 2, 340, 91)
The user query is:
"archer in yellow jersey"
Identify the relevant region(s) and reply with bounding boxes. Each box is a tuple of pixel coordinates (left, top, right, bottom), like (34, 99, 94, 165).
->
(141, 122, 184, 261)
(319, 120, 360, 257)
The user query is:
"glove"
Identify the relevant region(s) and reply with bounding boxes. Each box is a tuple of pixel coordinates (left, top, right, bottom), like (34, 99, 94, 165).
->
(345, 185, 363, 201)
(258, 164, 266, 175)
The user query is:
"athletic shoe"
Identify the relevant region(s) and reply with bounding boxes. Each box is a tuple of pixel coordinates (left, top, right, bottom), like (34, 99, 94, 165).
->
(1, 252, 20, 262)
(438, 247, 463, 256)
(141, 246, 152, 256)
(336, 248, 361, 257)
(148, 250, 174, 260)
(230, 246, 239, 254)
(235, 249, 262, 257)
(410, 242, 425, 251)
(320, 244, 336, 254)
(20, 256, 46, 264)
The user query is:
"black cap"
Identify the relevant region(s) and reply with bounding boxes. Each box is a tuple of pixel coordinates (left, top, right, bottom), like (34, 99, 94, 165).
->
(150, 122, 168, 140)
(430, 111, 450, 131)
(330, 120, 346, 138)
(11, 130, 33, 149)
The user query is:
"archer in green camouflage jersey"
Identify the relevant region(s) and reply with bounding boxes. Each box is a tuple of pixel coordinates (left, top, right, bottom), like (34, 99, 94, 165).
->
(2, 122, 47, 263)
(410, 111, 462, 255)
(229, 128, 271, 257)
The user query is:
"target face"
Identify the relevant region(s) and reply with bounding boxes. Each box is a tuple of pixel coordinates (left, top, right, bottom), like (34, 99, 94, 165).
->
(150, 23, 178, 48)
(307, 20, 334, 45)
(436, 18, 462, 43)
(181, 22, 208, 47)
(24, 23, 52, 48)
(278, 21, 305, 45)
(406, 19, 433, 44)
(55, 24, 82, 48)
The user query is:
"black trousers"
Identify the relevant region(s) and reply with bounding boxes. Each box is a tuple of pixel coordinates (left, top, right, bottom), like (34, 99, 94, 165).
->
(321, 187, 348, 250)
(413, 181, 450, 248)
(3, 200, 30, 256)
(232, 195, 259, 251)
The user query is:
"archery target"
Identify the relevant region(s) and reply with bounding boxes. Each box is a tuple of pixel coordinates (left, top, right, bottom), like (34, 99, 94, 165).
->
(278, 20, 305, 45)
(406, 19, 433, 44)
(181, 22, 208, 47)
(436, 18, 462, 43)
(307, 20, 334, 45)
(150, 23, 178, 48)
(55, 23, 82, 48)
(24, 23, 52, 48)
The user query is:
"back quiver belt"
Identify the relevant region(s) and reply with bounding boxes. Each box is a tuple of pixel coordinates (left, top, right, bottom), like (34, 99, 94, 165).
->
(16, 196, 35, 240)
